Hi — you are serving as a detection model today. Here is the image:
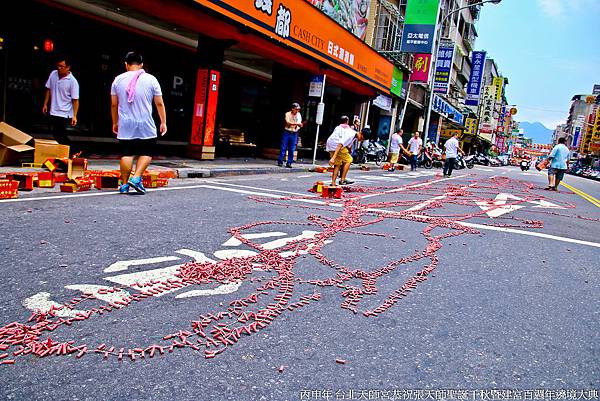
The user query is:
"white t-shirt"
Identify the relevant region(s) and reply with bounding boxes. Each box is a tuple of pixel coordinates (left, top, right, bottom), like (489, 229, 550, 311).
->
(444, 137, 460, 158)
(326, 124, 356, 151)
(111, 70, 162, 140)
(390, 133, 403, 153)
(285, 111, 302, 132)
(45, 70, 79, 118)
(407, 136, 422, 155)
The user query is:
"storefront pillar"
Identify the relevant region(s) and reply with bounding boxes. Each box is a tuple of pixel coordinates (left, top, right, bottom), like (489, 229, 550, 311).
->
(187, 35, 234, 160)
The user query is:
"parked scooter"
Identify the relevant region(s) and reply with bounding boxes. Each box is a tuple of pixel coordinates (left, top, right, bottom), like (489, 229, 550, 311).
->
(453, 154, 474, 170)
(355, 139, 387, 165)
(520, 160, 531, 171)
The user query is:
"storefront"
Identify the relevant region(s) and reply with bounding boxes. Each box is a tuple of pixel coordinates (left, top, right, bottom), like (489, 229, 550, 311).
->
(1, 0, 393, 160)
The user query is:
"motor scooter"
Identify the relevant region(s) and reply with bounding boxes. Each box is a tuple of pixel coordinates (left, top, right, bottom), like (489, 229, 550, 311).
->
(520, 160, 531, 171)
(354, 139, 387, 165)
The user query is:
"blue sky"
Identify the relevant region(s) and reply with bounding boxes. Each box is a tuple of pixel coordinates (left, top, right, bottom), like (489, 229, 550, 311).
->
(475, 0, 600, 130)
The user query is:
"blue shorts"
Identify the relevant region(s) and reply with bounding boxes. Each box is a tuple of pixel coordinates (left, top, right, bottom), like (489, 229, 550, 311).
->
(548, 167, 565, 181)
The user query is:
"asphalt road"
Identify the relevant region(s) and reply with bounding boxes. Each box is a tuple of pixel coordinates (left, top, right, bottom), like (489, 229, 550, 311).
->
(0, 165, 598, 401)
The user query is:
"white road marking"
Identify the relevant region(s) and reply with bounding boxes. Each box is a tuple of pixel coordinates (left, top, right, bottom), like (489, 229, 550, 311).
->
(175, 282, 243, 298)
(475, 193, 564, 218)
(213, 249, 258, 259)
(22, 292, 84, 317)
(104, 256, 180, 273)
(104, 264, 183, 296)
(261, 230, 320, 249)
(222, 232, 287, 247)
(405, 195, 447, 212)
(64, 285, 130, 304)
(174, 249, 216, 262)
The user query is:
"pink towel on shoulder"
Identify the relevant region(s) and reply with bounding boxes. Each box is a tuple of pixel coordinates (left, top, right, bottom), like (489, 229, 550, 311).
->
(127, 69, 145, 103)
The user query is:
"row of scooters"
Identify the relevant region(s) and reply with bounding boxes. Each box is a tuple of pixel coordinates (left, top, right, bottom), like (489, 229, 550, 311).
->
(354, 139, 503, 170)
(568, 162, 600, 181)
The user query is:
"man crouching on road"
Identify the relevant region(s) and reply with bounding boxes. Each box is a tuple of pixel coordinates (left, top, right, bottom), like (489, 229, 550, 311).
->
(326, 115, 363, 186)
(111, 51, 167, 194)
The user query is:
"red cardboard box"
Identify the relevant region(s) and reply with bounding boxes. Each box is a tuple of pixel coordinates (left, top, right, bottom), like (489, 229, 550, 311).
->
(36, 172, 55, 188)
(95, 176, 119, 190)
(321, 185, 342, 199)
(8, 174, 34, 191)
(60, 178, 93, 192)
(0, 179, 19, 199)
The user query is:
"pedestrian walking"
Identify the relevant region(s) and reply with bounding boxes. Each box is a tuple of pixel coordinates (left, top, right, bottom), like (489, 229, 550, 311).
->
(42, 57, 79, 147)
(407, 131, 422, 171)
(326, 115, 363, 186)
(545, 137, 570, 191)
(277, 102, 303, 168)
(388, 129, 407, 172)
(111, 51, 167, 194)
(442, 131, 463, 177)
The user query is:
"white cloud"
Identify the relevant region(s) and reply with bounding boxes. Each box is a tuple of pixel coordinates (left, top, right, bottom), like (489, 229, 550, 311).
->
(536, 0, 565, 17)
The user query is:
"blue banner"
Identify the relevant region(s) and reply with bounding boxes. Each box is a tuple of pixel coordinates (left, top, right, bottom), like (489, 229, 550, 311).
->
(433, 42, 455, 94)
(465, 51, 486, 106)
(432, 95, 464, 126)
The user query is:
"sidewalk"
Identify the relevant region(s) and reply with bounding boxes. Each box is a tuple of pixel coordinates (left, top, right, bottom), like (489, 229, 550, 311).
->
(0, 157, 347, 179)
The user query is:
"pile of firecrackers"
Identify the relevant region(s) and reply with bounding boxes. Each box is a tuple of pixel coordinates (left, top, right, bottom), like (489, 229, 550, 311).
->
(0, 157, 174, 199)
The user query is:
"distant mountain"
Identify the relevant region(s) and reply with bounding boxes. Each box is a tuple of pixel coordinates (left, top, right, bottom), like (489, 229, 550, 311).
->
(519, 122, 553, 144)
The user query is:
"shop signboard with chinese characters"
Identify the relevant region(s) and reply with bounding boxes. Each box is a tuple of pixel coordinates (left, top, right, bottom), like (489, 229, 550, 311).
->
(493, 77, 504, 101)
(194, 0, 393, 93)
(433, 41, 454, 94)
(465, 51, 486, 106)
(400, 0, 440, 53)
(479, 85, 496, 134)
(464, 118, 478, 136)
(593, 107, 600, 140)
(432, 95, 464, 126)
(410, 54, 431, 83)
(390, 66, 404, 98)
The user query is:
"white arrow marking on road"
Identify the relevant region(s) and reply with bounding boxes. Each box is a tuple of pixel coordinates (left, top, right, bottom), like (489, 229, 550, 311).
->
(104, 264, 184, 296)
(22, 292, 84, 317)
(64, 285, 130, 304)
(261, 230, 321, 250)
(476, 193, 564, 218)
(214, 249, 258, 259)
(175, 249, 217, 262)
(104, 256, 180, 273)
(475, 193, 526, 218)
(175, 282, 243, 299)
(222, 232, 287, 247)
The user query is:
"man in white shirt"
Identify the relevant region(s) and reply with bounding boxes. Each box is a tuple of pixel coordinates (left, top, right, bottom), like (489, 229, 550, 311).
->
(407, 131, 423, 171)
(443, 132, 464, 177)
(388, 129, 408, 171)
(278, 103, 303, 168)
(111, 51, 167, 194)
(326, 115, 363, 186)
(42, 58, 79, 146)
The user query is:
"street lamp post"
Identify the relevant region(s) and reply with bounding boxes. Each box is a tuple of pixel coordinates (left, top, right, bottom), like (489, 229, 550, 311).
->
(422, 0, 502, 146)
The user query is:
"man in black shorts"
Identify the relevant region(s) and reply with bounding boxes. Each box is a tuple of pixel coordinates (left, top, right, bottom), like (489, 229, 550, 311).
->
(110, 51, 167, 194)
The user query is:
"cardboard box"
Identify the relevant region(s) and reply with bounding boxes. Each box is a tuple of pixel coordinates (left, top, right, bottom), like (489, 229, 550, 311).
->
(60, 178, 93, 192)
(0, 179, 19, 199)
(95, 176, 119, 190)
(34, 139, 70, 165)
(43, 157, 69, 173)
(54, 172, 69, 183)
(0, 122, 35, 166)
(67, 158, 87, 179)
(321, 185, 342, 199)
(8, 174, 34, 191)
(36, 172, 55, 188)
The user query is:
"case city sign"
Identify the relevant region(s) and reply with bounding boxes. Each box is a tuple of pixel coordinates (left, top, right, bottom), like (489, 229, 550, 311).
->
(194, 0, 393, 93)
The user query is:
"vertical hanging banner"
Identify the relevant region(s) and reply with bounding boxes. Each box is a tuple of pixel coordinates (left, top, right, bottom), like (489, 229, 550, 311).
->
(400, 0, 440, 53)
(390, 66, 404, 97)
(493, 77, 504, 101)
(465, 51, 486, 106)
(410, 54, 432, 83)
(464, 118, 478, 136)
(433, 41, 454, 94)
